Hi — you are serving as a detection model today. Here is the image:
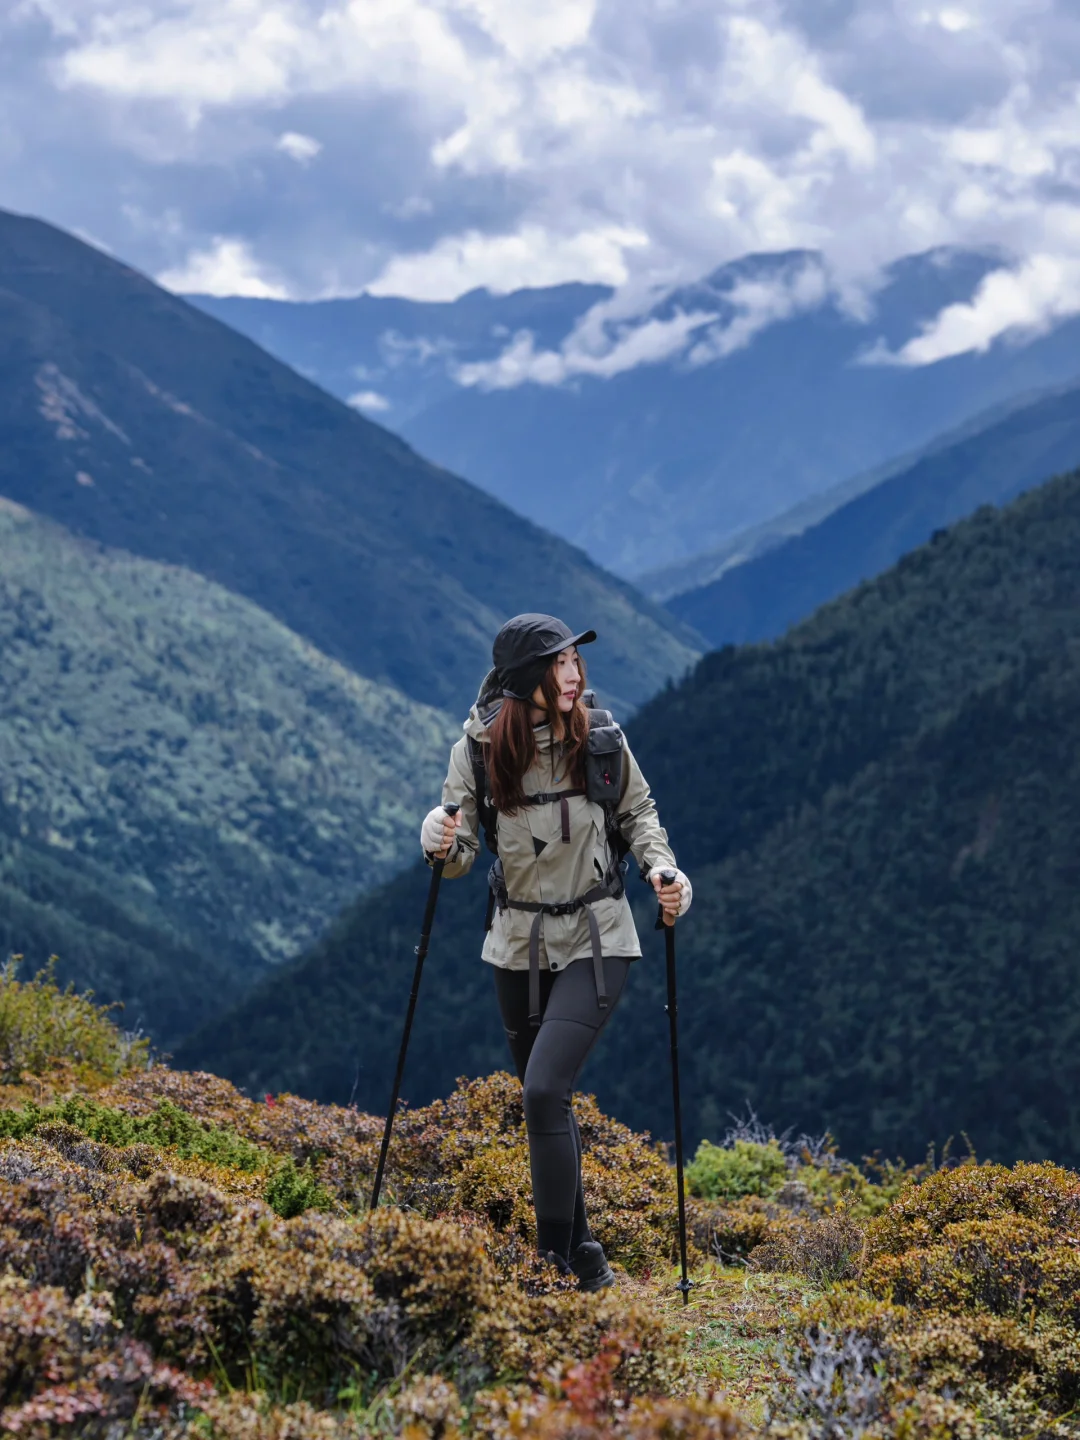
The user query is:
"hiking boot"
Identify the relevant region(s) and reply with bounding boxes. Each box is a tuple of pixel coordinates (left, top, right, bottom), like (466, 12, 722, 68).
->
(569, 1240, 615, 1293)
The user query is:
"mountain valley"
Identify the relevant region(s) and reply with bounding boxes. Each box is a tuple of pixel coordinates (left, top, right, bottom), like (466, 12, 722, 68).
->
(194, 248, 1080, 577)
(185, 466, 1080, 1166)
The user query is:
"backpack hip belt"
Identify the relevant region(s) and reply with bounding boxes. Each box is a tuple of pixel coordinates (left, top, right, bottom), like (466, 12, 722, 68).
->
(489, 861, 626, 1026)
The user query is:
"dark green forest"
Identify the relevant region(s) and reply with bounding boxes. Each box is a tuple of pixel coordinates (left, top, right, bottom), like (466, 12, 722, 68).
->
(186, 467, 1080, 1166)
(0, 793, 251, 1047)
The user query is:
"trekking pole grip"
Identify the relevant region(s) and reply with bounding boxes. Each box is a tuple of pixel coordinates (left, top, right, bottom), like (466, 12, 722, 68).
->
(416, 803, 460, 958)
(657, 866, 677, 930)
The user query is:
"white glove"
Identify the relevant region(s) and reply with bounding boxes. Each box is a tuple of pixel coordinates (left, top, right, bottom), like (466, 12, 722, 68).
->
(421, 805, 456, 859)
(649, 867, 693, 917)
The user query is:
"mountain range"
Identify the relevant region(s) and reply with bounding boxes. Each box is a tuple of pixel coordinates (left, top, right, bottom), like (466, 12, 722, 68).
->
(8, 203, 1080, 1159)
(0, 208, 699, 721)
(193, 248, 1080, 577)
(0, 206, 700, 1040)
(183, 465, 1080, 1167)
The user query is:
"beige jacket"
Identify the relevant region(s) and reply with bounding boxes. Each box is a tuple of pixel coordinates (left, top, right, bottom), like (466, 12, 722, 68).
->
(432, 703, 677, 969)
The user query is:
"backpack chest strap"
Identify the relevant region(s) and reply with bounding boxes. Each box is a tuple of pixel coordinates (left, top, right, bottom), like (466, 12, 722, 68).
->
(522, 788, 586, 844)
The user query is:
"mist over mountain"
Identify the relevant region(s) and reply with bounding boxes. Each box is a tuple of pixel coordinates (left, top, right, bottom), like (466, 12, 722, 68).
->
(183, 465, 1080, 1164)
(0, 208, 699, 721)
(193, 248, 1080, 577)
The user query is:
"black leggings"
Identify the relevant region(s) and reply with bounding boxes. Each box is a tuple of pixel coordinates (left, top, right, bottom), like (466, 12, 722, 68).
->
(494, 954, 631, 1259)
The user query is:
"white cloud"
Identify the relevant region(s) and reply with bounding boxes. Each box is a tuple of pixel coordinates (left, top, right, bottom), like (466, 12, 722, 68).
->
(378, 331, 457, 367)
(689, 261, 832, 364)
(455, 256, 834, 388)
(722, 17, 877, 170)
(7, 0, 1080, 373)
(367, 223, 649, 301)
(455, 307, 716, 388)
(921, 7, 978, 33)
(456, 0, 596, 63)
(382, 195, 434, 219)
(347, 389, 392, 411)
(156, 237, 289, 298)
(277, 130, 321, 163)
(707, 150, 818, 255)
(55, 4, 316, 112)
(868, 252, 1080, 365)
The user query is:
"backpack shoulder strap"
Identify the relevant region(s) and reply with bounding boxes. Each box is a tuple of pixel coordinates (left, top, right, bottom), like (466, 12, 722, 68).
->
(583, 707, 630, 863)
(467, 735, 500, 856)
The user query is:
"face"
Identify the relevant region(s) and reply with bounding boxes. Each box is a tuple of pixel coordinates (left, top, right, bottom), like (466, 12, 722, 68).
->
(531, 647, 581, 716)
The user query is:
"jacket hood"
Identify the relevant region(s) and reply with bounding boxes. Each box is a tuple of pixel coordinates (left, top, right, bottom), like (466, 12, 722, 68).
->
(463, 667, 556, 747)
(464, 703, 491, 742)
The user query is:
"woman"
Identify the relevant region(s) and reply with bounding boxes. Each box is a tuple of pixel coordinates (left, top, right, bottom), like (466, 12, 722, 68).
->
(420, 613, 691, 1291)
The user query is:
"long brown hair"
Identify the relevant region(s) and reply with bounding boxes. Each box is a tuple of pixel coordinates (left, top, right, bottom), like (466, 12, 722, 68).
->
(487, 653, 590, 813)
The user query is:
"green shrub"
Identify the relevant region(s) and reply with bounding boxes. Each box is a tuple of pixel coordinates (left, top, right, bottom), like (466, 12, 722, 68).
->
(390, 1072, 686, 1275)
(264, 1157, 334, 1219)
(0, 959, 148, 1079)
(864, 1159, 1080, 1319)
(686, 1138, 788, 1202)
(0, 1096, 268, 1173)
(782, 1160, 1080, 1440)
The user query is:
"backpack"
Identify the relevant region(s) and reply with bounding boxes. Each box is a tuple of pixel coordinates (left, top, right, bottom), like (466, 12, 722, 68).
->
(466, 681, 630, 867)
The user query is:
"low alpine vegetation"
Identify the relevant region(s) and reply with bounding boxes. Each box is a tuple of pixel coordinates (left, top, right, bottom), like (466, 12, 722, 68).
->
(0, 958, 149, 1081)
(2, 970, 1079, 1439)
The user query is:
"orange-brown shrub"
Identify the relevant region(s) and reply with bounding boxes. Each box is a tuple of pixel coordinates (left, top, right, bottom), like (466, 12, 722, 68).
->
(470, 1339, 746, 1440)
(781, 1162, 1080, 1439)
(0, 1102, 693, 1435)
(864, 1160, 1080, 1319)
(385, 1073, 689, 1274)
(0, 1272, 211, 1439)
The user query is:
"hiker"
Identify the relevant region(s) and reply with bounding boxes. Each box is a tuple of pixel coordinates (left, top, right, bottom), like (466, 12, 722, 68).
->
(419, 614, 691, 1291)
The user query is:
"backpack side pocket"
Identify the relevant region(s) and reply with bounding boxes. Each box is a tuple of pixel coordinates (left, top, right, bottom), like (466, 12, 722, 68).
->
(585, 722, 624, 805)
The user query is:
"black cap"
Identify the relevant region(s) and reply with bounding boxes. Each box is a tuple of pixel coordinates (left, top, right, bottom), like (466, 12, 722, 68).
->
(493, 613, 597, 701)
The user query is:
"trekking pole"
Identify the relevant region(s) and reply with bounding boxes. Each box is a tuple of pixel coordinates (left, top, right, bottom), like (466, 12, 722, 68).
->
(658, 868, 694, 1305)
(370, 802, 460, 1211)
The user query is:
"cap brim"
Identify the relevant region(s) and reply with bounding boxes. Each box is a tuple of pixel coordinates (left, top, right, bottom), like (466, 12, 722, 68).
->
(537, 628, 596, 657)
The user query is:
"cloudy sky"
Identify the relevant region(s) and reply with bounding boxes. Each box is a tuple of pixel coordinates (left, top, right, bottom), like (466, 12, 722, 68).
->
(3, 0, 1080, 369)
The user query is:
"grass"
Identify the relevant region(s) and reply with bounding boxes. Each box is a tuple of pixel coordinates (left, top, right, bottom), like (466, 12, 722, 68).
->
(663, 1266, 814, 1420)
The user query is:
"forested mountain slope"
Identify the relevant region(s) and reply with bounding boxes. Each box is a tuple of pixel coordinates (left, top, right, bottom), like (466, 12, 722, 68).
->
(667, 378, 1080, 650)
(0, 795, 241, 1049)
(639, 381, 1067, 602)
(0, 209, 698, 717)
(0, 497, 458, 1040)
(183, 468, 1080, 1166)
